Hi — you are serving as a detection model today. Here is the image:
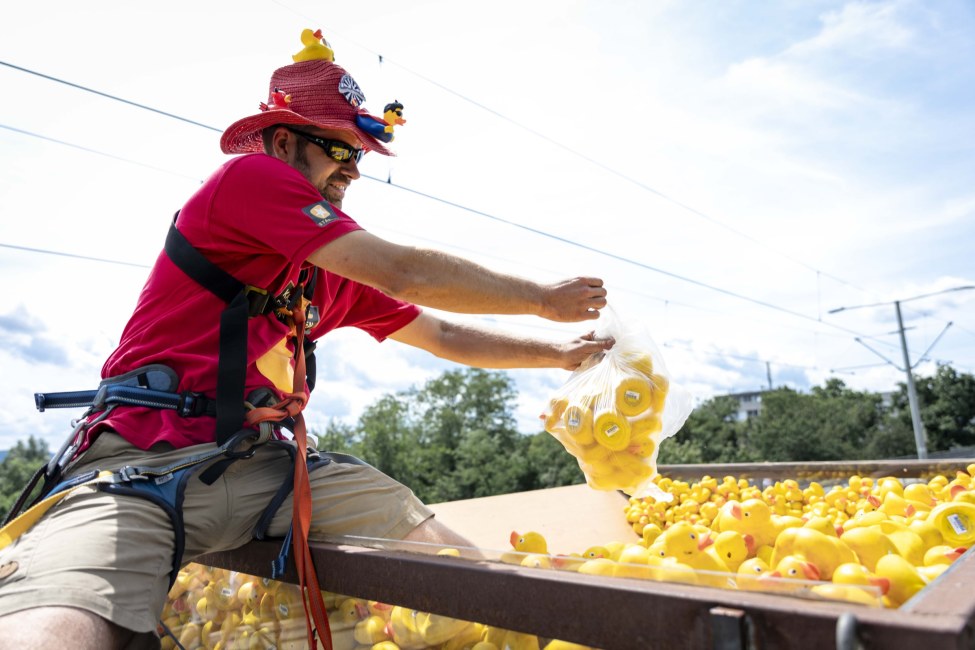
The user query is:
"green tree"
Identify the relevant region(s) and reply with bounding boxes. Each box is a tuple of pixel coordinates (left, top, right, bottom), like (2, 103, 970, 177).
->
(749, 379, 883, 461)
(313, 418, 362, 456)
(350, 368, 527, 503)
(912, 364, 975, 452)
(0, 435, 51, 521)
(523, 431, 585, 489)
(662, 395, 752, 464)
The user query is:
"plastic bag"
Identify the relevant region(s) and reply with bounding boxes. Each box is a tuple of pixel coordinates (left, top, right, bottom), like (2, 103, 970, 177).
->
(541, 307, 692, 501)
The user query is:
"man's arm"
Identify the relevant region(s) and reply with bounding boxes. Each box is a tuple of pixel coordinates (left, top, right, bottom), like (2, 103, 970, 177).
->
(388, 312, 614, 371)
(307, 230, 606, 322)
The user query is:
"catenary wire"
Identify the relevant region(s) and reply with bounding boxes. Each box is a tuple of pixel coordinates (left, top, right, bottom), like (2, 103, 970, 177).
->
(264, 5, 877, 299)
(0, 63, 967, 369)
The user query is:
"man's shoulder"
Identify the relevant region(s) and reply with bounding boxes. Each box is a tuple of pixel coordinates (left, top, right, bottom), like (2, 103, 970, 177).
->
(220, 152, 297, 179)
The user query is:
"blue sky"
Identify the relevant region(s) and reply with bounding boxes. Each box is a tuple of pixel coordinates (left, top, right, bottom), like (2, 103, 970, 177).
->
(1, 0, 973, 451)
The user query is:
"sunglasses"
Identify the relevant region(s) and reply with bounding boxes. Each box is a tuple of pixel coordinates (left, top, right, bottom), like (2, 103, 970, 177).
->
(285, 127, 364, 164)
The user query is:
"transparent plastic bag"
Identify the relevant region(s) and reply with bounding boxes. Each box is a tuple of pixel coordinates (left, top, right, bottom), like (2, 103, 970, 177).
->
(541, 307, 692, 501)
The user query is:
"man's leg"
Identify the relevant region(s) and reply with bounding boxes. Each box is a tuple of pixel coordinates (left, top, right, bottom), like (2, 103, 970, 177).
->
(0, 606, 141, 650)
(402, 516, 478, 548)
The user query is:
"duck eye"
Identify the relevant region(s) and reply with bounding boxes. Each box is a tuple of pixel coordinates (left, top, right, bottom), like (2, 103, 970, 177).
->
(752, 566, 763, 574)
(690, 533, 696, 539)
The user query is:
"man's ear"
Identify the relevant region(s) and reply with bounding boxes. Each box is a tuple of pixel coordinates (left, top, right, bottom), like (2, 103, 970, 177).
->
(269, 126, 294, 160)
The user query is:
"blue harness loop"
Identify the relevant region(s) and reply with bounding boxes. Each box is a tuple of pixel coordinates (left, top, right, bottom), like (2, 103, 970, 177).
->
(32, 429, 266, 587)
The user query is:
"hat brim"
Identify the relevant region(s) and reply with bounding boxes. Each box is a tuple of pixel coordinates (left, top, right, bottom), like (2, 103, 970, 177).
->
(220, 110, 395, 156)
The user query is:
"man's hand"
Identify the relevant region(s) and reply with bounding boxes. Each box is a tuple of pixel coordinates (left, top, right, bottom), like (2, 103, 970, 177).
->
(539, 277, 608, 322)
(559, 331, 616, 370)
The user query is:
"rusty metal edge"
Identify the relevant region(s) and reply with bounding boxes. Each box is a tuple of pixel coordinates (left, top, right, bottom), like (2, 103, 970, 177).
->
(198, 540, 975, 650)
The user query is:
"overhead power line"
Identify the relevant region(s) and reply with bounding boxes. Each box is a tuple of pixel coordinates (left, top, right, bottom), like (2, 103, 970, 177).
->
(262, 10, 876, 299)
(0, 62, 964, 361)
(3, 56, 873, 301)
(0, 62, 221, 132)
(0, 119, 936, 354)
(0, 125, 202, 181)
(0, 242, 150, 269)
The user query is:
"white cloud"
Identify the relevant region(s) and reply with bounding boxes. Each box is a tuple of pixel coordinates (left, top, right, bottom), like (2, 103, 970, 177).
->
(1, 0, 973, 455)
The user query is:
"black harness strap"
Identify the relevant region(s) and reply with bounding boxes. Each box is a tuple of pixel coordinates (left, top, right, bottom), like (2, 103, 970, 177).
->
(165, 216, 250, 446)
(164, 213, 320, 445)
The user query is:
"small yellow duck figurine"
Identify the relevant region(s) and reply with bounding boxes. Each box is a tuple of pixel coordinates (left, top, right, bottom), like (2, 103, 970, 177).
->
(383, 100, 406, 134)
(293, 28, 335, 62)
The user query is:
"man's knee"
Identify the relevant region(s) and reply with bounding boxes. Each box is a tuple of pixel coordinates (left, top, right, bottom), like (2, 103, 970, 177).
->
(0, 606, 138, 650)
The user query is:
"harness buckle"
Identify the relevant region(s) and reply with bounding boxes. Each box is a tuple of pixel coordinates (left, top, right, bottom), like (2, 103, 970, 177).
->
(244, 285, 270, 317)
(117, 466, 149, 482)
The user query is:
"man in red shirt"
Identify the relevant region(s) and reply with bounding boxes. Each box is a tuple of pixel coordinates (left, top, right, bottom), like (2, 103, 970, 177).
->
(0, 35, 611, 648)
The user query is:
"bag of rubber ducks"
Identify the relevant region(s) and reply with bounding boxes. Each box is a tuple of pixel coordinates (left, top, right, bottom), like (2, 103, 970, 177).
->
(541, 307, 691, 501)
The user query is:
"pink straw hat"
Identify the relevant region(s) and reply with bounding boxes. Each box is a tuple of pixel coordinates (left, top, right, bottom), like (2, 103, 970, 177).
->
(220, 58, 394, 156)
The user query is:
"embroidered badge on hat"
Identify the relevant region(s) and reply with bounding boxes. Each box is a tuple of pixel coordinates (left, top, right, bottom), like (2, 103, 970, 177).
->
(338, 74, 365, 107)
(302, 200, 340, 227)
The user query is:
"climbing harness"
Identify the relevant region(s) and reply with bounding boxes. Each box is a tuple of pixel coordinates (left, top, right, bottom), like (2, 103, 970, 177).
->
(5, 212, 335, 649)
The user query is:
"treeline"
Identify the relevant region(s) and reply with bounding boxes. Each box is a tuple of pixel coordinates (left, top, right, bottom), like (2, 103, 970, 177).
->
(662, 365, 975, 464)
(1, 365, 973, 517)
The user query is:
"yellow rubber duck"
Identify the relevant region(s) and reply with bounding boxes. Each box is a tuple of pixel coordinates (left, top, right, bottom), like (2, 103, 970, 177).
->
(442, 623, 487, 650)
(831, 562, 890, 597)
(613, 544, 654, 580)
(706, 530, 750, 573)
(809, 582, 884, 606)
(510, 530, 548, 554)
(923, 544, 967, 567)
(838, 525, 899, 572)
(875, 554, 927, 607)
(501, 530, 549, 564)
(735, 557, 773, 591)
(543, 640, 594, 650)
(878, 520, 926, 565)
(353, 614, 390, 645)
(715, 498, 799, 549)
(328, 596, 366, 631)
(293, 28, 335, 63)
(499, 630, 541, 650)
(769, 526, 858, 580)
(653, 521, 731, 587)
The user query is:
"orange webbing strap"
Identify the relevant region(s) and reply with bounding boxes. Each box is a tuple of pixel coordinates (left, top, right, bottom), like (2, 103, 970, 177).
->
(244, 307, 333, 650)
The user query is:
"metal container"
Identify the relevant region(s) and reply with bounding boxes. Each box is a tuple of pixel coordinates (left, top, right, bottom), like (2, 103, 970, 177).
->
(200, 459, 975, 649)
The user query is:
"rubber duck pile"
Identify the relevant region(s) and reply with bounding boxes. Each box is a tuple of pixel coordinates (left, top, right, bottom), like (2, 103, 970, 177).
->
(160, 562, 598, 650)
(542, 352, 672, 497)
(600, 464, 975, 607)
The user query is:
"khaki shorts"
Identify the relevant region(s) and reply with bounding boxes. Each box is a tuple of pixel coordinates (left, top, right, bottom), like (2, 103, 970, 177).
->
(0, 431, 433, 640)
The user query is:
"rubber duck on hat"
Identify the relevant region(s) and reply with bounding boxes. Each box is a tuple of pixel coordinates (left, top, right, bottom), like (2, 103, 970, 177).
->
(220, 29, 404, 156)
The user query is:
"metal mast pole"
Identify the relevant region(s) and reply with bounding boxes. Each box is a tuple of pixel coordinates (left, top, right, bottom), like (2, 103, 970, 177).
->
(895, 300, 928, 459)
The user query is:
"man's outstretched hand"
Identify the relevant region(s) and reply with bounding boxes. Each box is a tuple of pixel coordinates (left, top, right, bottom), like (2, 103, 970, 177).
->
(539, 277, 608, 322)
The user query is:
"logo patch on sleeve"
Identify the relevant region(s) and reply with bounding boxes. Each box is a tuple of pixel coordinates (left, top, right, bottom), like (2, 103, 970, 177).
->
(302, 200, 339, 227)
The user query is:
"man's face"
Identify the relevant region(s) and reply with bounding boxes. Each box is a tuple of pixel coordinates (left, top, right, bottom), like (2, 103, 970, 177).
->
(286, 127, 362, 209)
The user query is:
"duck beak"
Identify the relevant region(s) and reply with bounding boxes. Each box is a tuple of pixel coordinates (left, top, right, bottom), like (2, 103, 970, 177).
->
(698, 534, 714, 551)
(731, 503, 743, 520)
(871, 576, 891, 595)
(743, 534, 756, 556)
(800, 561, 821, 581)
(510, 531, 520, 548)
